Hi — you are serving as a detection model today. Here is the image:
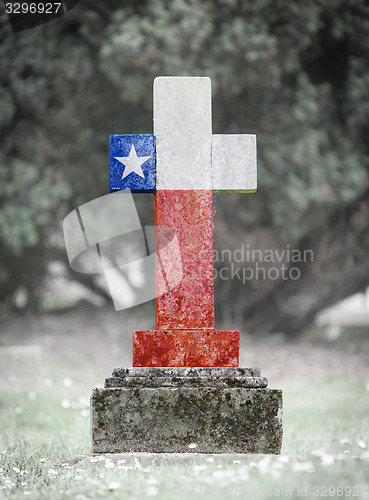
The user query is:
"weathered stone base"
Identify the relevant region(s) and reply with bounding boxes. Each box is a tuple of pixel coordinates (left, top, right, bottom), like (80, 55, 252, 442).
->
(91, 368, 283, 454)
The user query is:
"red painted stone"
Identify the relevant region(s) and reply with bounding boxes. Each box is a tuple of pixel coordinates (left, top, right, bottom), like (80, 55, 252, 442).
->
(133, 330, 239, 367)
(155, 190, 214, 330)
(133, 189, 240, 368)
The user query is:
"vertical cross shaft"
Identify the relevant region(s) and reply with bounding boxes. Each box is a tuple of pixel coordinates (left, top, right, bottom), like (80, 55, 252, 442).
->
(133, 78, 240, 367)
(154, 190, 214, 330)
(154, 77, 214, 330)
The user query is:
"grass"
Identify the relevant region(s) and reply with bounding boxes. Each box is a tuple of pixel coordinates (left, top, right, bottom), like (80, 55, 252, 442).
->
(1, 377, 369, 499)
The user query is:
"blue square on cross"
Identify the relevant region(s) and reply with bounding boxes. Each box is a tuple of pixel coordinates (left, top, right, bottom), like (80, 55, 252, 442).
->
(109, 134, 156, 193)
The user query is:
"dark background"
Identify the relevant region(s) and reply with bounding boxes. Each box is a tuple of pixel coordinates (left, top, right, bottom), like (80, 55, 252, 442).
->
(1, 0, 369, 337)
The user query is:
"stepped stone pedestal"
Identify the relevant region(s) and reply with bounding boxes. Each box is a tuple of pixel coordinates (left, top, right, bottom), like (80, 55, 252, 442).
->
(91, 367, 283, 454)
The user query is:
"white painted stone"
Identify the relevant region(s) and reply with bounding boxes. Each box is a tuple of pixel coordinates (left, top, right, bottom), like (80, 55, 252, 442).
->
(153, 77, 257, 192)
(154, 77, 212, 190)
(212, 134, 257, 192)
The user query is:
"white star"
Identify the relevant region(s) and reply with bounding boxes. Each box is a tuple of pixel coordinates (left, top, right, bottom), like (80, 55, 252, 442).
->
(115, 144, 151, 179)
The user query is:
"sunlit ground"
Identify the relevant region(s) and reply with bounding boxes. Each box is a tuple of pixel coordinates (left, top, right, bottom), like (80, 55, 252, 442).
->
(1, 306, 369, 499)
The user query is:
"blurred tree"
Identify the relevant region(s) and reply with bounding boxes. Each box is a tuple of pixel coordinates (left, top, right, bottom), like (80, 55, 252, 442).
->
(0, 0, 368, 333)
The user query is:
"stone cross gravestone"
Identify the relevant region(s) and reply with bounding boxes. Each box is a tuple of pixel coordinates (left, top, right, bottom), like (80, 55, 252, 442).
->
(91, 77, 283, 454)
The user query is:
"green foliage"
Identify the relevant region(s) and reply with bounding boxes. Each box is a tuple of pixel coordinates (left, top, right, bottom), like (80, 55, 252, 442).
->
(0, 160, 71, 253)
(99, 0, 369, 240)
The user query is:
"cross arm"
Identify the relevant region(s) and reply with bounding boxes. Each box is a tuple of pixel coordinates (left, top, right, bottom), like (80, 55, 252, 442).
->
(109, 77, 257, 194)
(212, 134, 257, 193)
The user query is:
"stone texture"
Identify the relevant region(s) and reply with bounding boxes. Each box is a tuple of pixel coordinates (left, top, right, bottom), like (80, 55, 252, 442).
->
(155, 190, 215, 330)
(212, 134, 257, 192)
(109, 134, 156, 192)
(154, 226, 183, 295)
(113, 367, 261, 377)
(133, 330, 239, 367)
(154, 77, 212, 190)
(91, 386, 283, 454)
(105, 376, 268, 388)
(108, 367, 266, 388)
